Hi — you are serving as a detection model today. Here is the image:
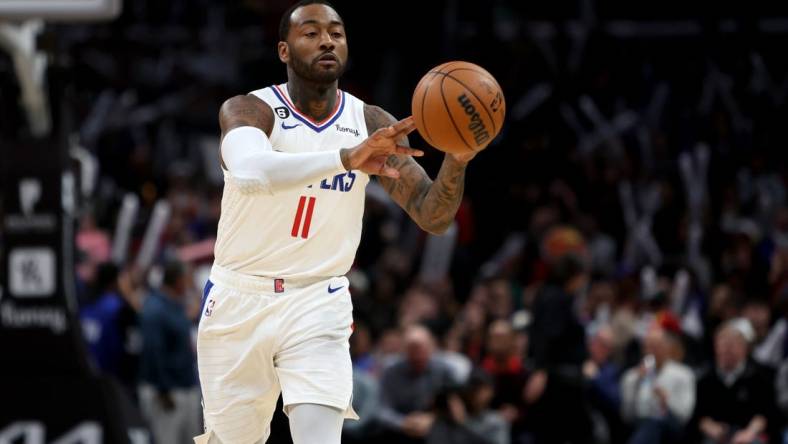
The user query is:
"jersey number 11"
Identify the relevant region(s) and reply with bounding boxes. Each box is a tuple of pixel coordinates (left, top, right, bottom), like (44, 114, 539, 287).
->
(291, 195, 316, 239)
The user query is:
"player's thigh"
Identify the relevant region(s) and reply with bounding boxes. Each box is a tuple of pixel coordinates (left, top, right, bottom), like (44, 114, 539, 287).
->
(197, 284, 280, 443)
(275, 281, 354, 412)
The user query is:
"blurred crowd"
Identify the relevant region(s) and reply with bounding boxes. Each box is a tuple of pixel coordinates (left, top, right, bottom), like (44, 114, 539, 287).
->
(3, 1, 788, 443)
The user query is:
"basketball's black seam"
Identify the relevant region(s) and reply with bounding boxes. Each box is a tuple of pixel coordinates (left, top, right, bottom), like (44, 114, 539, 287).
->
(439, 70, 499, 135)
(438, 73, 475, 152)
(419, 74, 437, 147)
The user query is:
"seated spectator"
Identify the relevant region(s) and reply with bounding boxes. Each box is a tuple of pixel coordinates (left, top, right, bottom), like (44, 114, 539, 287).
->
(461, 369, 511, 444)
(695, 319, 776, 444)
(776, 357, 788, 444)
(584, 324, 623, 444)
(377, 325, 457, 444)
(344, 353, 380, 443)
(427, 384, 495, 444)
(621, 325, 695, 444)
(482, 319, 528, 425)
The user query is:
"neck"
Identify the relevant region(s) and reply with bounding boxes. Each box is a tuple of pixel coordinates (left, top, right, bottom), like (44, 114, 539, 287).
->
(286, 69, 338, 121)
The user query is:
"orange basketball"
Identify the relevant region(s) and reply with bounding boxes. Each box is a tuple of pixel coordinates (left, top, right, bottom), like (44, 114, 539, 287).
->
(412, 61, 505, 154)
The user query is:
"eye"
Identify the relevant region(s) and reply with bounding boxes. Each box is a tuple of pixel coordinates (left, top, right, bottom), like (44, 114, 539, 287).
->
(305, 31, 318, 38)
(331, 32, 344, 39)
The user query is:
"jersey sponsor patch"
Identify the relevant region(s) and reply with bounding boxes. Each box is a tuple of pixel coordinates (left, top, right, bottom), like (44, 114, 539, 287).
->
(274, 106, 290, 119)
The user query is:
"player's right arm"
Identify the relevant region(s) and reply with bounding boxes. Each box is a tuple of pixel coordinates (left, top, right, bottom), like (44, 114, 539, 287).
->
(218, 95, 421, 195)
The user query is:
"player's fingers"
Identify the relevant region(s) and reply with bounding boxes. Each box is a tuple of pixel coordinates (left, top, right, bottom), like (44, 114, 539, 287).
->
(391, 116, 415, 134)
(370, 126, 396, 141)
(394, 145, 424, 157)
(392, 119, 416, 139)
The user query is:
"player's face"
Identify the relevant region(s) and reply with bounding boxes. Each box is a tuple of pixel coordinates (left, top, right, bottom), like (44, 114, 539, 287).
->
(281, 4, 348, 83)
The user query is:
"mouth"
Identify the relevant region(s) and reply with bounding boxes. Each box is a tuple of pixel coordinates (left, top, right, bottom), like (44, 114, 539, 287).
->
(316, 53, 339, 67)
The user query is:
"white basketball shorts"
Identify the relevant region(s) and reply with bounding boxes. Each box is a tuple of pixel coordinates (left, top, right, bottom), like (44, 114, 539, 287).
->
(194, 265, 357, 444)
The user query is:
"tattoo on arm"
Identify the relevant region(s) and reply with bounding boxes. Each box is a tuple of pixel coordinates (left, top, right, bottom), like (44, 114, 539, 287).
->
(365, 104, 466, 234)
(219, 94, 274, 138)
(218, 94, 274, 168)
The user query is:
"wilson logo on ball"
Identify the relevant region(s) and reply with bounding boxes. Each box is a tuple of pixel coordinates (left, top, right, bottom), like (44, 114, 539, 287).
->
(457, 93, 490, 146)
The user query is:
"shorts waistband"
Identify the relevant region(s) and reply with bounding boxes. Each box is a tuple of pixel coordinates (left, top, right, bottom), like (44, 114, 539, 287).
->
(209, 264, 329, 294)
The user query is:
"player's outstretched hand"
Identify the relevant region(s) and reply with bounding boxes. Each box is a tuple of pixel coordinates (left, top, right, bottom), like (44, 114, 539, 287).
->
(340, 116, 423, 178)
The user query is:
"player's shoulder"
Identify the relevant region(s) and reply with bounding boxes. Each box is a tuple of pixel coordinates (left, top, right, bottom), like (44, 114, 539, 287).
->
(219, 92, 274, 136)
(220, 93, 273, 118)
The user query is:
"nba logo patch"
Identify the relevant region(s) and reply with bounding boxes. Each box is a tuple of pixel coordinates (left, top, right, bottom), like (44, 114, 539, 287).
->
(274, 279, 285, 293)
(204, 299, 215, 317)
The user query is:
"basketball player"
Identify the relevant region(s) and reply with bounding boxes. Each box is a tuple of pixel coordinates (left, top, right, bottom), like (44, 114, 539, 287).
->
(195, 1, 475, 443)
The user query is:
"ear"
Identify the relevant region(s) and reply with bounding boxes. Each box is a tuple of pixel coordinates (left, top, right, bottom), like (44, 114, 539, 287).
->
(278, 41, 289, 64)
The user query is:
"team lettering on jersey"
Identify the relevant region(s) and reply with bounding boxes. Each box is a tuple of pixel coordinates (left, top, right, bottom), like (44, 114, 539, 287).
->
(317, 171, 357, 192)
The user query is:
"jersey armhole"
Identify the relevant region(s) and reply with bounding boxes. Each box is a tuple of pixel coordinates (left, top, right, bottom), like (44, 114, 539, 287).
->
(246, 90, 280, 140)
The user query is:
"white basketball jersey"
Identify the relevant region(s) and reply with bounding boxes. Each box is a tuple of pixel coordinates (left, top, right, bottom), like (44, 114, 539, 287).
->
(213, 83, 370, 279)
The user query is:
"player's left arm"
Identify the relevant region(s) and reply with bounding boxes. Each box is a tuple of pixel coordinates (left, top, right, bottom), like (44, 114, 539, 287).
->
(366, 104, 474, 235)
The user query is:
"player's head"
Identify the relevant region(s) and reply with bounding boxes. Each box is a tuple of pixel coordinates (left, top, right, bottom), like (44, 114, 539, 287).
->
(278, 0, 347, 84)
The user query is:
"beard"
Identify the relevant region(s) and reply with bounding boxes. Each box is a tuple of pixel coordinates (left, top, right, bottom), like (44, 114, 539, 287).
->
(289, 51, 346, 84)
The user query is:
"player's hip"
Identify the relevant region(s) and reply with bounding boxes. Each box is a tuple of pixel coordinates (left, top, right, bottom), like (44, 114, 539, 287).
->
(197, 266, 353, 338)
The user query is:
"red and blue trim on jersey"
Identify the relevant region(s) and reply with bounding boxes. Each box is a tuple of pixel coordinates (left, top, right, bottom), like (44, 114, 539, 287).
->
(270, 84, 346, 133)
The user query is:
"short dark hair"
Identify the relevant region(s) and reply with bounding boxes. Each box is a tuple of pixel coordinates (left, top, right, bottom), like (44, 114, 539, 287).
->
(278, 0, 338, 42)
(162, 260, 186, 288)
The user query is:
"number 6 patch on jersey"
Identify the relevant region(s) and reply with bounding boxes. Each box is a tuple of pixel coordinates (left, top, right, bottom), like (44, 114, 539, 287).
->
(275, 107, 290, 119)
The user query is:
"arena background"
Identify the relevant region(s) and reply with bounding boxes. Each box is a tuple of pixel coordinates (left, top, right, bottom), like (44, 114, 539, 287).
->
(2, 1, 788, 443)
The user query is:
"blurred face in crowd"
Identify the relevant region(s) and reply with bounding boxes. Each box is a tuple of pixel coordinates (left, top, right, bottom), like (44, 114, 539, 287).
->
(715, 327, 748, 372)
(742, 302, 770, 343)
(710, 284, 738, 321)
(279, 4, 348, 83)
(586, 281, 616, 316)
(469, 383, 494, 414)
(642, 327, 669, 366)
(486, 320, 514, 360)
(487, 279, 513, 319)
(588, 325, 614, 365)
(378, 329, 403, 356)
(405, 326, 435, 373)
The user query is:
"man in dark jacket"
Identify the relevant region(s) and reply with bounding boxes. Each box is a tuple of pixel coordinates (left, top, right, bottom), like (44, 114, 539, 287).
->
(695, 319, 776, 444)
(526, 254, 594, 444)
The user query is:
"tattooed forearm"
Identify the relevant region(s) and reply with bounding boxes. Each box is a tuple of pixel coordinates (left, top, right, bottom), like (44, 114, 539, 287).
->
(417, 156, 466, 233)
(366, 104, 466, 235)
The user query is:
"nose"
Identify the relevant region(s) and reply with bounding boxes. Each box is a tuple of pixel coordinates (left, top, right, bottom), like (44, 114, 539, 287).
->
(319, 31, 335, 51)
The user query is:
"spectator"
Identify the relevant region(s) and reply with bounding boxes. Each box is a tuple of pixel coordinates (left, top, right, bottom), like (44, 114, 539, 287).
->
(584, 324, 624, 444)
(620, 326, 695, 444)
(344, 325, 381, 444)
(350, 322, 376, 374)
(462, 369, 511, 444)
(138, 260, 201, 444)
(775, 356, 788, 444)
(427, 385, 494, 444)
(377, 325, 456, 444)
(79, 262, 140, 399)
(695, 319, 776, 444)
(481, 319, 528, 426)
(526, 253, 594, 444)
